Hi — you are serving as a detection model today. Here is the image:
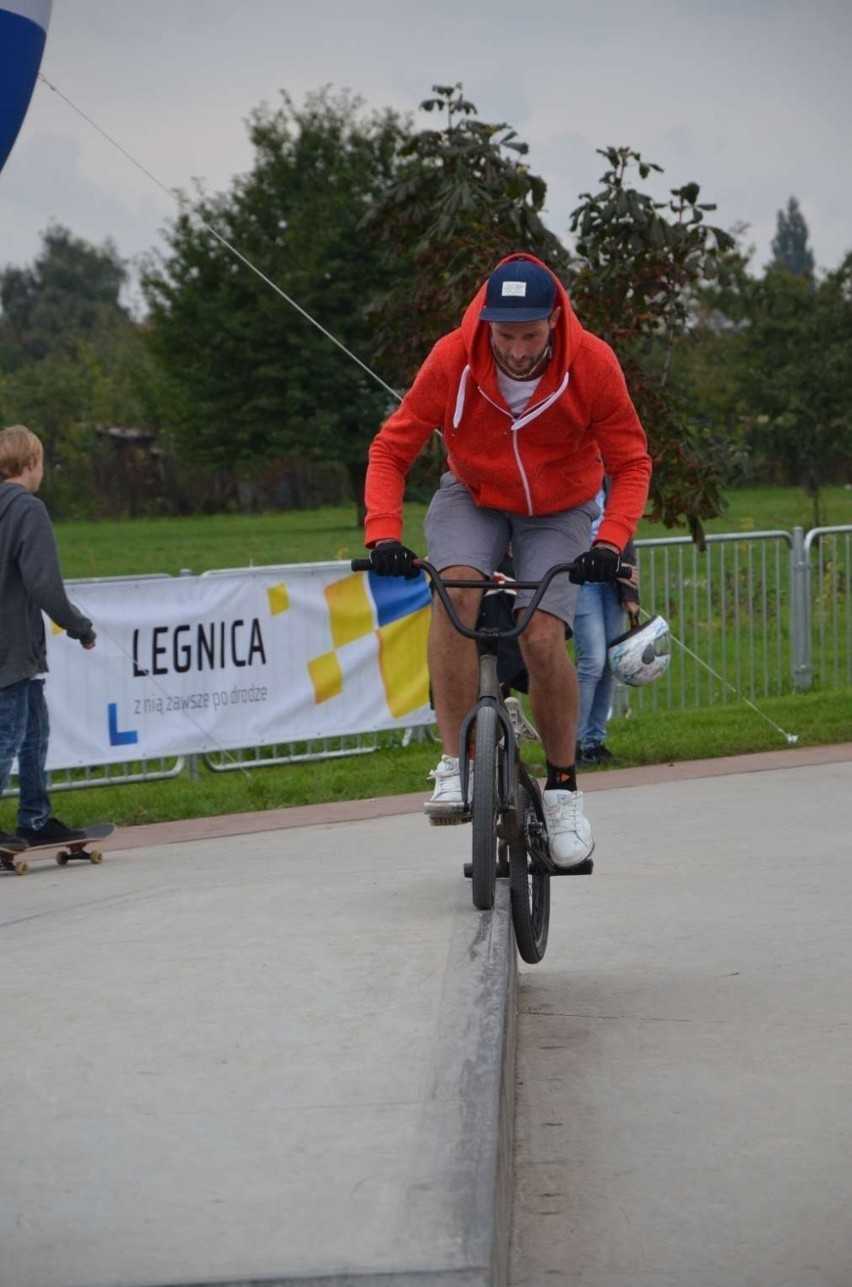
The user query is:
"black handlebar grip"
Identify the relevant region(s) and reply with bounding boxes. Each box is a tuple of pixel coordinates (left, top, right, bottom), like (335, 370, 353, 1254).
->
(351, 558, 373, 572)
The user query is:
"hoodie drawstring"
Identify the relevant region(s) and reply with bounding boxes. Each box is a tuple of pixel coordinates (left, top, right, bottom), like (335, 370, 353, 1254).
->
(452, 365, 471, 430)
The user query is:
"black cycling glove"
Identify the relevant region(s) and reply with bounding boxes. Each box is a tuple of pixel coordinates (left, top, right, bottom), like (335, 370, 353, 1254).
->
(569, 546, 621, 584)
(369, 541, 420, 579)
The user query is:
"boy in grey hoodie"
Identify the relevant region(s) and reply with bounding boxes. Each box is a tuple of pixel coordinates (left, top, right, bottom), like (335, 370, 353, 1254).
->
(0, 425, 97, 853)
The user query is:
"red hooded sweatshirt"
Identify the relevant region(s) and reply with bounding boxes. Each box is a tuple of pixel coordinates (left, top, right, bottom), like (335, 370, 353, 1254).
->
(364, 253, 651, 553)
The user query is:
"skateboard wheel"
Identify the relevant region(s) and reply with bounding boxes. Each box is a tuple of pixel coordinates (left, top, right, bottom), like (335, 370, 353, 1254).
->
(89, 850, 104, 865)
(56, 851, 70, 866)
(14, 859, 28, 875)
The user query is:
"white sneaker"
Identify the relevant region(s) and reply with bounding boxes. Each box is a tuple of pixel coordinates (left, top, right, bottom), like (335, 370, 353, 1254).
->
(542, 788, 594, 868)
(504, 696, 539, 742)
(424, 755, 471, 825)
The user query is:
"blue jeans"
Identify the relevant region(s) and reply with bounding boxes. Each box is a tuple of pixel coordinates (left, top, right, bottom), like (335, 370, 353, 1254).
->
(0, 678, 51, 830)
(573, 583, 626, 748)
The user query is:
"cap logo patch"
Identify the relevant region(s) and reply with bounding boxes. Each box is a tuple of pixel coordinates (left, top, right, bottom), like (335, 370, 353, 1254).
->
(501, 282, 527, 297)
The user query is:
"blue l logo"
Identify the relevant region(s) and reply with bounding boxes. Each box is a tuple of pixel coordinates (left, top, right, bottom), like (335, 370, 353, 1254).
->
(108, 703, 139, 746)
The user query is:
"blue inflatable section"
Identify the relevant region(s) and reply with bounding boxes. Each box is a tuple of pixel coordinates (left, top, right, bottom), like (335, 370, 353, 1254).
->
(0, 2, 52, 174)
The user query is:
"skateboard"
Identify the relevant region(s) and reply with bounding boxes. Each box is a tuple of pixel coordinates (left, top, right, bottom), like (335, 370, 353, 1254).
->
(0, 835, 28, 874)
(0, 823, 115, 875)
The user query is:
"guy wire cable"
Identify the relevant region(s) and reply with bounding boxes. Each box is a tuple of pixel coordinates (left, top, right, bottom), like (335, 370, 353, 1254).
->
(36, 73, 404, 406)
(632, 607, 799, 745)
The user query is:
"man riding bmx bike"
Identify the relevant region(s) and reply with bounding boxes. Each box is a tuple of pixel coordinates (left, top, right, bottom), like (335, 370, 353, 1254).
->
(362, 254, 651, 868)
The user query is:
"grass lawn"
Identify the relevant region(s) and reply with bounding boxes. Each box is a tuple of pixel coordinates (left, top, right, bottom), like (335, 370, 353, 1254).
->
(55, 485, 852, 579)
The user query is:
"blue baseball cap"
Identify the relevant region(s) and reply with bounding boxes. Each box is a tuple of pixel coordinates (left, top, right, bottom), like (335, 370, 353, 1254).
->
(479, 260, 557, 323)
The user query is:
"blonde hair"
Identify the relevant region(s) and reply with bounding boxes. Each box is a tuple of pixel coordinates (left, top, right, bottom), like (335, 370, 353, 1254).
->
(0, 425, 43, 480)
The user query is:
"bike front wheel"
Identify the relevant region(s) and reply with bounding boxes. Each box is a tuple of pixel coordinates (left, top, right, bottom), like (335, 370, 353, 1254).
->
(509, 773, 551, 963)
(471, 704, 501, 911)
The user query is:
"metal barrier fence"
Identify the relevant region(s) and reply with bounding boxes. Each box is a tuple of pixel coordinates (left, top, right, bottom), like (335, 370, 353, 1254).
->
(201, 725, 436, 774)
(630, 524, 851, 711)
(3, 524, 849, 798)
(801, 526, 852, 691)
(41, 756, 186, 794)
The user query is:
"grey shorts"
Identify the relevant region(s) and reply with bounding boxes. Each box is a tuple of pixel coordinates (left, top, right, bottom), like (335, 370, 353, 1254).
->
(423, 472, 600, 629)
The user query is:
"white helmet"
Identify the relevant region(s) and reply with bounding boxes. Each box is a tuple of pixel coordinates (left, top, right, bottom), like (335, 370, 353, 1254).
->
(607, 615, 671, 686)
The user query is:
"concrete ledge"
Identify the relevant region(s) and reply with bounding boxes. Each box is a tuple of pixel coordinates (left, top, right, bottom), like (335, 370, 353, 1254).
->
(118, 888, 518, 1287)
(399, 881, 518, 1287)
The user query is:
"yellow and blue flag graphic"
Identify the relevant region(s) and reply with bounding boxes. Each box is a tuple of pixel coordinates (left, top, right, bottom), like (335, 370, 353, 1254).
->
(320, 570, 431, 717)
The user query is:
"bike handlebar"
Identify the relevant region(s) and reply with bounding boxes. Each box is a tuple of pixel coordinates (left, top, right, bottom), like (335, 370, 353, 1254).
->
(350, 556, 630, 643)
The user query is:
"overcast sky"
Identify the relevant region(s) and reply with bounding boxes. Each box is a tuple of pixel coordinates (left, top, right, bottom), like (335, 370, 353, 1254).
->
(1, 0, 850, 301)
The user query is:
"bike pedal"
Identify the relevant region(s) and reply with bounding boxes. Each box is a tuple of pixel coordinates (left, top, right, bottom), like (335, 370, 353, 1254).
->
(553, 857, 594, 876)
(427, 812, 470, 826)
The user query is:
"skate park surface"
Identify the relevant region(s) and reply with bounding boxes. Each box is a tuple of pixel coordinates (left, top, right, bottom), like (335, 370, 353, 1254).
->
(2, 742, 851, 1287)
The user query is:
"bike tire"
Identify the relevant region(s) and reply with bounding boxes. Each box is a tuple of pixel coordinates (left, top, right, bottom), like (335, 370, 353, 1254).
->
(471, 704, 500, 911)
(509, 776, 551, 964)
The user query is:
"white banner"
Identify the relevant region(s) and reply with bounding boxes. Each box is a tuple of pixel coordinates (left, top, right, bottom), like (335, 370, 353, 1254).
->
(43, 563, 433, 770)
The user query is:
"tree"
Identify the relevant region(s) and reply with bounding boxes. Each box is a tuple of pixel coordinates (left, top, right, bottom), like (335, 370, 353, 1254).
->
(771, 196, 815, 278)
(0, 322, 167, 516)
(142, 88, 413, 523)
(364, 83, 570, 387)
(0, 226, 168, 517)
(0, 223, 129, 363)
(566, 147, 742, 542)
(739, 255, 852, 522)
(369, 116, 741, 540)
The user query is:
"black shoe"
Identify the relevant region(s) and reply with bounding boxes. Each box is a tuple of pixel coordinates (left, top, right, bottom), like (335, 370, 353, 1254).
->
(0, 829, 28, 853)
(582, 742, 620, 765)
(17, 817, 87, 845)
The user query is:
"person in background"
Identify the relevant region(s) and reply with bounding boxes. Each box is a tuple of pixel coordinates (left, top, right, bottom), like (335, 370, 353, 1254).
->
(573, 482, 640, 765)
(0, 425, 97, 851)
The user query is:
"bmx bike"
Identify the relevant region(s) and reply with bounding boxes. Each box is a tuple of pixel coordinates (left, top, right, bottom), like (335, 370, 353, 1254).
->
(352, 556, 604, 965)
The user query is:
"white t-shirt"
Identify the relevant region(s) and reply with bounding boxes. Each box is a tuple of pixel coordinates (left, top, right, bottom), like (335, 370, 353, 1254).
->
(496, 368, 543, 418)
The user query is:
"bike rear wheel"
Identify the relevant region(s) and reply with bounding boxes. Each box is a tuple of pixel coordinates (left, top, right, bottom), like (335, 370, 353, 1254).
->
(471, 704, 501, 911)
(509, 773, 551, 964)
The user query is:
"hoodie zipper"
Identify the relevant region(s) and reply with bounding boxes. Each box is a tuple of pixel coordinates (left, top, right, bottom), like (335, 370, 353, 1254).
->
(452, 368, 571, 515)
